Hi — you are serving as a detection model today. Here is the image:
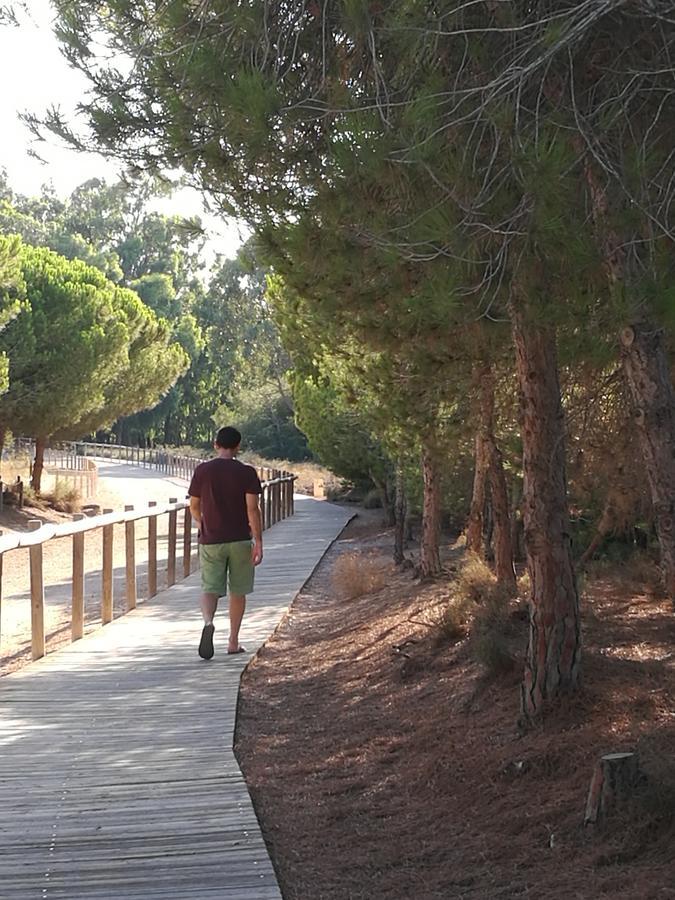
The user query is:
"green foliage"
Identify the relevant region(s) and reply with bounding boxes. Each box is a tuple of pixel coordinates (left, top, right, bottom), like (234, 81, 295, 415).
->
(0, 245, 187, 444)
(130, 273, 179, 319)
(0, 233, 25, 394)
(293, 375, 387, 487)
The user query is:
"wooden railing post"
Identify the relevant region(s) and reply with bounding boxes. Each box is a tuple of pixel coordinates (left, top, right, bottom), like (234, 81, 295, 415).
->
(72, 513, 85, 641)
(102, 511, 114, 625)
(266, 472, 273, 529)
(148, 502, 158, 597)
(167, 499, 177, 587)
(124, 505, 137, 611)
(275, 470, 281, 524)
(28, 520, 45, 660)
(183, 506, 192, 578)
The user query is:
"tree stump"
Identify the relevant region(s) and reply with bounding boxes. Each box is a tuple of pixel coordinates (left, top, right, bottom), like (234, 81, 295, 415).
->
(584, 752, 641, 826)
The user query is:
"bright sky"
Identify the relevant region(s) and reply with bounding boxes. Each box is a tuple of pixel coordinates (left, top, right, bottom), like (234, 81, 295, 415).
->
(0, 0, 247, 259)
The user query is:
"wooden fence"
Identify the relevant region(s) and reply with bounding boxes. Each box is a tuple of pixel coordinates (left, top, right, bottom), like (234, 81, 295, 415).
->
(45, 457, 98, 499)
(12, 439, 296, 527)
(0, 471, 296, 663)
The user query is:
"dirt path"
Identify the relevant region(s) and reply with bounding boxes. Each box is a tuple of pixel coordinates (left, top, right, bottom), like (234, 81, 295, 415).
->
(1, 460, 193, 674)
(235, 514, 674, 900)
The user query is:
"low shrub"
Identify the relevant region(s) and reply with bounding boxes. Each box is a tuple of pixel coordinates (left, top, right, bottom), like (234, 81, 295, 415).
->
(362, 488, 383, 510)
(470, 593, 517, 675)
(586, 548, 663, 596)
(440, 553, 520, 674)
(455, 552, 500, 604)
(331, 551, 388, 600)
(44, 479, 82, 514)
(434, 594, 473, 643)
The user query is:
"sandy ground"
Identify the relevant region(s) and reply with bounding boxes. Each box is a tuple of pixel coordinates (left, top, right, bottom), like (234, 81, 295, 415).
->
(0, 460, 194, 674)
(235, 514, 675, 900)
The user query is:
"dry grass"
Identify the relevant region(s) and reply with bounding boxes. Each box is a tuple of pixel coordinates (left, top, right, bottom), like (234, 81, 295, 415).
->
(0, 451, 31, 485)
(433, 593, 473, 641)
(471, 594, 519, 675)
(241, 452, 339, 496)
(431, 553, 523, 674)
(330, 550, 389, 600)
(19, 483, 43, 508)
(455, 551, 503, 602)
(43, 479, 82, 514)
(587, 549, 665, 598)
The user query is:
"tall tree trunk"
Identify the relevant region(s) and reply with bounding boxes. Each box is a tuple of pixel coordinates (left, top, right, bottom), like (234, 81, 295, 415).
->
(511, 307, 581, 722)
(582, 153, 675, 600)
(468, 365, 516, 589)
(479, 368, 516, 590)
(488, 441, 516, 591)
(372, 474, 395, 526)
(420, 439, 442, 578)
(510, 480, 525, 562)
(466, 431, 488, 553)
(621, 323, 675, 598)
(393, 463, 407, 566)
(31, 436, 46, 493)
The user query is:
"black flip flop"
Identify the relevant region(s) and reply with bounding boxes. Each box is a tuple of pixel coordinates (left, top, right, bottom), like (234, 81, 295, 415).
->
(198, 624, 215, 660)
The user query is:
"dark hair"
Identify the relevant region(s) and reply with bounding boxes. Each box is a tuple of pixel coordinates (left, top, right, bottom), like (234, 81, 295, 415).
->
(215, 426, 242, 449)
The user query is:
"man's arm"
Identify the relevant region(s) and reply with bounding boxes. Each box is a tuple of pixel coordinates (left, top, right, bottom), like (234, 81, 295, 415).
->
(246, 493, 263, 565)
(189, 496, 202, 529)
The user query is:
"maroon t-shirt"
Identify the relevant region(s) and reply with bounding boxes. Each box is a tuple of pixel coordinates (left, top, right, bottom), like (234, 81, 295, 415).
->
(188, 458, 262, 544)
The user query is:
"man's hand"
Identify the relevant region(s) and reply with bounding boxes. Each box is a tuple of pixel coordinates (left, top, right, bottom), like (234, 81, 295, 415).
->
(246, 493, 263, 566)
(189, 496, 202, 529)
(251, 541, 263, 566)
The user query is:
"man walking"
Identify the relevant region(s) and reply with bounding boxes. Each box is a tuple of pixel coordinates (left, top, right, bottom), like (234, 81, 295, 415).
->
(188, 426, 263, 659)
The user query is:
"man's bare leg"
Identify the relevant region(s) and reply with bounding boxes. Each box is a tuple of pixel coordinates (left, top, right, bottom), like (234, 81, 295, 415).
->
(198, 592, 219, 659)
(228, 593, 246, 652)
(200, 592, 219, 624)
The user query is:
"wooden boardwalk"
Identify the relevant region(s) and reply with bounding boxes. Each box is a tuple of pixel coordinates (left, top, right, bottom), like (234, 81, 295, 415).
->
(0, 496, 353, 900)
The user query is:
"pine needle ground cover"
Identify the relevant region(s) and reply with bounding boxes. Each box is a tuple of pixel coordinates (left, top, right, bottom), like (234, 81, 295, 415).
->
(236, 515, 674, 900)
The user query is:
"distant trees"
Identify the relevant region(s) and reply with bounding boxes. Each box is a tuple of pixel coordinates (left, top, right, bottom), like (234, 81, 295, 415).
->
(0, 173, 306, 457)
(0, 234, 24, 398)
(0, 244, 188, 489)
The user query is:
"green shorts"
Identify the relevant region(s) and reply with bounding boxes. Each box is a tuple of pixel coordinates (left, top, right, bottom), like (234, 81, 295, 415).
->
(199, 540, 255, 597)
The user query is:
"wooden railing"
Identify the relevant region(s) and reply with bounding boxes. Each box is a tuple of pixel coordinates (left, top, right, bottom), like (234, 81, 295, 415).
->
(14, 438, 204, 482)
(80, 441, 204, 481)
(0, 471, 296, 663)
(12, 439, 296, 528)
(47, 457, 98, 499)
